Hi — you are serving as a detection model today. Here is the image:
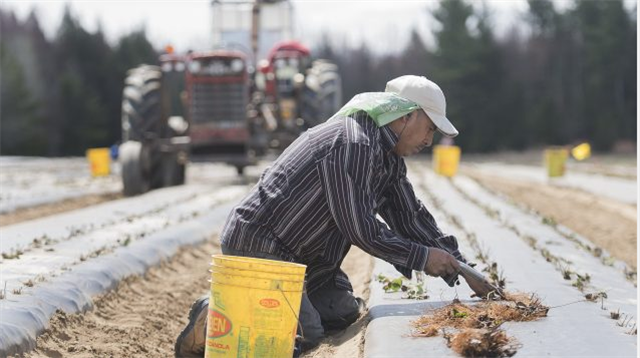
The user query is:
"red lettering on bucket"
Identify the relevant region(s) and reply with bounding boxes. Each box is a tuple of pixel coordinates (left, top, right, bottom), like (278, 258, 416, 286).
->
(206, 340, 230, 350)
(259, 298, 280, 308)
(208, 309, 232, 338)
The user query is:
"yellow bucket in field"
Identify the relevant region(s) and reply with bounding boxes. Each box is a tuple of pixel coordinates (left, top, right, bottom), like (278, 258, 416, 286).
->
(571, 142, 591, 161)
(544, 147, 569, 178)
(433, 145, 461, 177)
(206, 255, 307, 358)
(86, 148, 111, 177)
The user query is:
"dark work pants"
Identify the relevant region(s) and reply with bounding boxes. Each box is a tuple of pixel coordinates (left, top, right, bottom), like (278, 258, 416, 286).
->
(220, 244, 363, 349)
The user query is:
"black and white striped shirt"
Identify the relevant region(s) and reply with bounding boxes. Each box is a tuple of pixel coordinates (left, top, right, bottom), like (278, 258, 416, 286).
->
(221, 111, 464, 294)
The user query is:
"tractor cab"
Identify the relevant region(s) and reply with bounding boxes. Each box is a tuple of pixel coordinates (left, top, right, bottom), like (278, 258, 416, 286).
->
(261, 41, 311, 99)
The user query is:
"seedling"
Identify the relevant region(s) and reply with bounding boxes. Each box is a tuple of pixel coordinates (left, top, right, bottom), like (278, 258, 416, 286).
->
(540, 248, 554, 263)
(483, 262, 506, 289)
(2, 248, 23, 260)
(404, 283, 429, 300)
(617, 314, 634, 328)
(505, 223, 521, 237)
(119, 235, 132, 247)
(561, 266, 573, 280)
(0, 282, 6, 300)
(451, 308, 468, 318)
(449, 215, 463, 230)
(541, 216, 557, 227)
(81, 246, 111, 261)
(592, 247, 603, 258)
(623, 267, 637, 282)
(376, 273, 428, 300)
(572, 273, 591, 291)
(67, 226, 87, 239)
(611, 309, 621, 320)
(584, 291, 607, 309)
(23, 279, 34, 287)
(13, 287, 23, 295)
(475, 247, 490, 265)
(32, 237, 43, 249)
(385, 278, 404, 293)
(43, 236, 58, 246)
(523, 235, 537, 249)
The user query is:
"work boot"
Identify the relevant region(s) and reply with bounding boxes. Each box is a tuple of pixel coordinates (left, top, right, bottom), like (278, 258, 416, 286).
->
(292, 335, 303, 358)
(175, 295, 209, 358)
(321, 296, 366, 331)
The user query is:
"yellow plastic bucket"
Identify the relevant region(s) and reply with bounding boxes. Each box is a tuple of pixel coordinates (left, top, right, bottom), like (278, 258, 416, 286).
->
(433, 145, 461, 177)
(571, 142, 591, 161)
(206, 255, 307, 358)
(86, 148, 111, 177)
(544, 147, 569, 178)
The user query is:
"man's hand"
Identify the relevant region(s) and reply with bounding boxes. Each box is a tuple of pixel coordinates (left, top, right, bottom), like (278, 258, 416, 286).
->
(424, 248, 460, 278)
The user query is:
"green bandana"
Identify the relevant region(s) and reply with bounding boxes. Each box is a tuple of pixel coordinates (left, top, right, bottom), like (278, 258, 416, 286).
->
(334, 92, 420, 127)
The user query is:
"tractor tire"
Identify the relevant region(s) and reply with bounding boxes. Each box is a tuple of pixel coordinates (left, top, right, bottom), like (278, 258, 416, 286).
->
(300, 60, 342, 128)
(162, 153, 186, 187)
(120, 141, 150, 196)
(121, 65, 164, 142)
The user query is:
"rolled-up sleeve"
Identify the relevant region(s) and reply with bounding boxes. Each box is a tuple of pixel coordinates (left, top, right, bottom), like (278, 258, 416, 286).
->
(319, 143, 429, 273)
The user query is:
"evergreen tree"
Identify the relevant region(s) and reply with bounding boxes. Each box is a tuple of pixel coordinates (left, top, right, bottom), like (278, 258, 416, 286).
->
(523, 0, 568, 146)
(341, 41, 376, 99)
(54, 7, 115, 153)
(398, 28, 431, 78)
(572, 0, 636, 150)
(0, 44, 47, 155)
(430, 0, 508, 151)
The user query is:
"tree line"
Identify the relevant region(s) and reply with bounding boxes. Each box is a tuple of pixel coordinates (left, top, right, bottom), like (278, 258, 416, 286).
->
(315, 0, 636, 152)
(1, 0, 636, 155)
(1, 6, 157, 156)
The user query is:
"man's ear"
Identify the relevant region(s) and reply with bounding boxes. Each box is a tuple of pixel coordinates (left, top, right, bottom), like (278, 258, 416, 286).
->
(402, 112, 413, 123)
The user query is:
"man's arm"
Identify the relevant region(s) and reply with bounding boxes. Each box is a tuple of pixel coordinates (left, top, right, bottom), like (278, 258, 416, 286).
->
(378, 172, 466, 261)
(318, 143, 430, 273)
(377, 169, 466, 284)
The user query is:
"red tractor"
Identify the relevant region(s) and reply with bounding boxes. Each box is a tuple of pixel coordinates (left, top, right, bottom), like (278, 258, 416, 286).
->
(255, 41, 341, 148)
(118, 0, 341, 196)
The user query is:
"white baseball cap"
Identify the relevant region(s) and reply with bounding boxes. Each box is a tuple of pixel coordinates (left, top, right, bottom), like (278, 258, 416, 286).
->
(385, 75, 459, 137)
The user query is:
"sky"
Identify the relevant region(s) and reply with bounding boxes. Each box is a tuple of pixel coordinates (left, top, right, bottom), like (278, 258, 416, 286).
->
(1, 0, 637, 55)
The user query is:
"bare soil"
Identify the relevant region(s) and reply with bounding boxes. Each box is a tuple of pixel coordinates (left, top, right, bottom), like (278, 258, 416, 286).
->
(302, 247, 373, 358)
(23, 238, 373, 358)
(24, 239, 216, 358)
(0, 192, 122, 227)
(464, 169, 637, 269)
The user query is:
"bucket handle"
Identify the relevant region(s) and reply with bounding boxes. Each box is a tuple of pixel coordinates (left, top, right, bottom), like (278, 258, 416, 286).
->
(278, 287, 305, 340)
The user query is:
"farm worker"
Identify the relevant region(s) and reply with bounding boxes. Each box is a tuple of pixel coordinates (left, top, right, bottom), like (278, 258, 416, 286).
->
(175, 75, 484, 357)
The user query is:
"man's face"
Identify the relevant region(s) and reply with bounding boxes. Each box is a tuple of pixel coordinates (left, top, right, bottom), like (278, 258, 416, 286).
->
(392, 109, 437, 156)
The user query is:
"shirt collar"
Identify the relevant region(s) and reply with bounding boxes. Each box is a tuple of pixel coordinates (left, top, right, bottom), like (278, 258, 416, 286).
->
(380, 124, 399, 152)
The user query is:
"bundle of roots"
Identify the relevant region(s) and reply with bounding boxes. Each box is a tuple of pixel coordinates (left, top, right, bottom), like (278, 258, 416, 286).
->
(412, 292, 548, 357)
